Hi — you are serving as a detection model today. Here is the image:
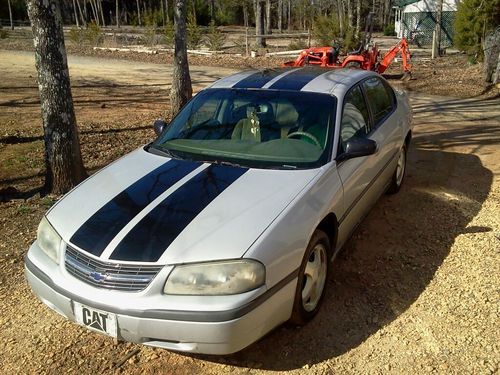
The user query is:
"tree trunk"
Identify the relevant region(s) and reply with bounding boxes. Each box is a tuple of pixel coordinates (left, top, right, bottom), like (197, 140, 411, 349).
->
(161, 0, 165, 26)
(76, 0, 86, 26)
(337, 0, 344, 35)
(136, 0, 142, 26)
(243, 3, 249, 27)
(278, 0, 282, 33)
(26, 0, 86, 194)
(8, 0, 14, 30)
(287, 0, 291, 30)
(165, 0, 169, 23)
(90, 0, 99, 25)
(435, 0, 443, 55)
(256, 0, 266, 47)
(347, 0, 353, 27)
(265, 0, 271, 35)
(115, 0, 119, 27)
(170, 0, 192, 116)
(83, 0, 89, 23)
(99, 0, 106, 26)
(209, 0, 215, 21)
(191, 0, 196, 23)
(483, 30, 500, 83)
(355, 0, 361, 39)
(72, 0, 80, 26)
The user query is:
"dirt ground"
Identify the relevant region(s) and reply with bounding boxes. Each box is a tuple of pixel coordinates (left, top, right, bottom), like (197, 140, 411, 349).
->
(0, 47, 499, 374)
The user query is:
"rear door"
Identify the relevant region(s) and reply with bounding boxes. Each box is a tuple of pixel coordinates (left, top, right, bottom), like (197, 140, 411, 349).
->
(362, 77, 401, 171)
(335, 78, 399, 248)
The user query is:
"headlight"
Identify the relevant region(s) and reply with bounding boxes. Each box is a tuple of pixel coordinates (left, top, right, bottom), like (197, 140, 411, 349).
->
(164, 260, 265, 295)
(37, 217, 62, 264)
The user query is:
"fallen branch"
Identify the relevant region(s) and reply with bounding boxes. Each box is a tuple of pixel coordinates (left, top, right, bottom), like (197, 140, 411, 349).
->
(114, 347, 140, 368)
(265, 50, 304, 56)
(93, 46, 158, 54)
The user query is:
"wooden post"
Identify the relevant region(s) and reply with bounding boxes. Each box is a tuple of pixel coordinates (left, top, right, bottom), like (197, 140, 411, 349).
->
(431, 29, 437, 59)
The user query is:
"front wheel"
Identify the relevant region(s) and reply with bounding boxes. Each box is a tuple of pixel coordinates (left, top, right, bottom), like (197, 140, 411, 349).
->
(387, 144, 407, 194)
(290, 230, 330, 325)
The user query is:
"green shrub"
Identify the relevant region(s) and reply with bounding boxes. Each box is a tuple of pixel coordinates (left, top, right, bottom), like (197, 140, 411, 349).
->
(85, 22, 103, 46)
(205, 21, 226, 51)
(312, 14, 357, 51)
(142, 27, 157, 46)
(383, 24, 396, 36)
(0, 27, 8, 39)
(288, 38, 308, 50)
(143, 9, 163, 27)
(164, 21, 174, 47)
(343, 25, 357, 51)
(68, 27, 85, 45)
(187, 14, 203, 49)
(312, 15, 341, 46)
(454, 0, 498, 55)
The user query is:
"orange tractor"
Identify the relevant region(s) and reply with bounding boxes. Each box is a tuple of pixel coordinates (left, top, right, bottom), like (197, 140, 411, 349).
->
(283, 14, 412, 79)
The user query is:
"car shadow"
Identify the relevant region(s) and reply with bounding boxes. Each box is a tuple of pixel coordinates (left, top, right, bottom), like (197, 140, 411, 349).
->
(192, 141, 493, 370)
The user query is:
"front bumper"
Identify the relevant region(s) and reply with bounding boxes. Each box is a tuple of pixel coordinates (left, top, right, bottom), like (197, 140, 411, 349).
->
(24, 245, 297, 355)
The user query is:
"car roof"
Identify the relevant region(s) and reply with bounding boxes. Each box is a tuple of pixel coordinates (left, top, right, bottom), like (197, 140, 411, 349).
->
(209, 67, 378, 97)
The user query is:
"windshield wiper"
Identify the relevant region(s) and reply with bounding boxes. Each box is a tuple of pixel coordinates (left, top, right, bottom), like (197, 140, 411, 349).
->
(197, 159, 246, 168)
(148, 145, 182, 159)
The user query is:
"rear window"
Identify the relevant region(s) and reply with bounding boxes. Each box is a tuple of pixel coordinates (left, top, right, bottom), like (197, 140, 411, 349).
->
(362, 77, 394, 126)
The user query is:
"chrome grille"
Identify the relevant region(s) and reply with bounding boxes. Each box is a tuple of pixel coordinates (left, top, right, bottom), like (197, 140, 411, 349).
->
(64, 245, 162, 292)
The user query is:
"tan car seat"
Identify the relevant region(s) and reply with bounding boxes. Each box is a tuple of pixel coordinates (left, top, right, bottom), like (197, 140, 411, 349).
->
(274, 98, 299, 138)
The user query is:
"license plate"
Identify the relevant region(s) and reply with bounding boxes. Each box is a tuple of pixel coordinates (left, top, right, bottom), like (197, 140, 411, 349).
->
(74, 302, 117, 338)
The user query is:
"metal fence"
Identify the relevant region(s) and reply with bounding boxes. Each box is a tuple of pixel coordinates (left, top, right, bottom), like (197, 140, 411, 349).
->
(401, 11, 455, 47)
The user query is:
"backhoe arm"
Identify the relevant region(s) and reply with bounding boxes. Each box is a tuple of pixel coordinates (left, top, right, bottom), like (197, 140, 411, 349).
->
(377, 38, 412, 74)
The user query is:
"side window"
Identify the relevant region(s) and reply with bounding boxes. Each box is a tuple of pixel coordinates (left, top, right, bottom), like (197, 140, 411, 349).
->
(362, 77, 394, 126)
(340, 85, 370, 151)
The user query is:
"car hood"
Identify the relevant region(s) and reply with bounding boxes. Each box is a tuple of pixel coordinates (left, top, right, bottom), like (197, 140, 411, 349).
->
(47, 147, 320, 264)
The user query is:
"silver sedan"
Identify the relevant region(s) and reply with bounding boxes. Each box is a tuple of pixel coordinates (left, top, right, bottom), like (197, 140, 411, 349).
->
(25, 68, 412, 354)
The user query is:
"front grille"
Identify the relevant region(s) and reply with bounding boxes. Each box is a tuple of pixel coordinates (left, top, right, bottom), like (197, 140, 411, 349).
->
(64, 245, 163, 292)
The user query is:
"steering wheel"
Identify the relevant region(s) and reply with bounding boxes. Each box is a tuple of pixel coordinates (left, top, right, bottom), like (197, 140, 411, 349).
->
(287, 131, 321, 147)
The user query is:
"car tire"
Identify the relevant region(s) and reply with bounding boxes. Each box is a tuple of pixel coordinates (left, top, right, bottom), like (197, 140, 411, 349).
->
(387, 144, 407, 194)
(290, 229, 330, 325)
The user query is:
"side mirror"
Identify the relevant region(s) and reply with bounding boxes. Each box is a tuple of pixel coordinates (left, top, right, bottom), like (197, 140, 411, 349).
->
(153, 119, 167, 136)
(338, 137, 377, 162)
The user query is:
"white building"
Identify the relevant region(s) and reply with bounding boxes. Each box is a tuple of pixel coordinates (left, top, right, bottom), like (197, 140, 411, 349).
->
(394, 0, 459, 47)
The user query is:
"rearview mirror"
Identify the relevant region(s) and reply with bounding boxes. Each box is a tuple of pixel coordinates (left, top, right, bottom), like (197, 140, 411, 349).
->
(153, 119, 167, 136)
(337, 137, 377, 162)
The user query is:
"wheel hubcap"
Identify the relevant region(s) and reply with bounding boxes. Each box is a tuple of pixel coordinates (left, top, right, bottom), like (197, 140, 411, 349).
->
(396, 149, 406, 186)
(301, 244, 327, 312)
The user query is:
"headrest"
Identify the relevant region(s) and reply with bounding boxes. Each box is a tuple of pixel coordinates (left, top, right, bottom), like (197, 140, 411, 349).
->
(275, 99, 299, 127)
(248, 102, 273, 124)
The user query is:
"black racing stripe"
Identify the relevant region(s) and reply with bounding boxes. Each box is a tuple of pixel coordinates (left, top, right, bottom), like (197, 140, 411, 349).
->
(110, 164, 248, 262)
(268, 67, 327, 90)
(70, 159, 201, 257)
(232, 69, 285, 89)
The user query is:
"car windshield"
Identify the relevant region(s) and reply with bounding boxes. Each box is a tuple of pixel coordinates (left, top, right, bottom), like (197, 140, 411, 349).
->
(152, 88, 336, 169)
